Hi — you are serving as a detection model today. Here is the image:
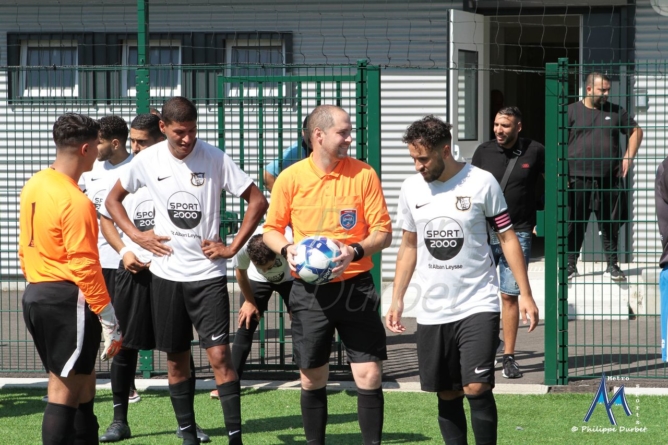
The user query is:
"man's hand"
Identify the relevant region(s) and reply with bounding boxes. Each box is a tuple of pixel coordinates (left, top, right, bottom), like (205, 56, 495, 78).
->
(122, 250, 149, 274)
(238, 301, 261, 329)
(620, 158, 633, 178)
(201, 239, 236, 260)
(330, 240, 355, 278)
(133, 229, 172, 257)
(519, 294, 540, 333)
(284, 244, 299, 271)
(98, 304, 123, 361)
(385, 301, 406, 334)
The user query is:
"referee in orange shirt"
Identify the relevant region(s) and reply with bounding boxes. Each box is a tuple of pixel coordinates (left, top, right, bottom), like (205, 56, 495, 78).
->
(264, 105, 392, 445)
(19, 113, 123, 444)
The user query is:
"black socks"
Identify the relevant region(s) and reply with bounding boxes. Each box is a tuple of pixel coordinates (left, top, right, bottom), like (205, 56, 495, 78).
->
(437, 395, 468, 445)
(110, 348, 138, 423)
(466, 390, 497, 445)
(301, 387, 327, 445)
(217, 380, 243, 445)
(169, 379, 198, 444)
(73, 398, 99, 445)
(357, 387, 384, 445)
(42, 402, 76, 445)
(231, 320, 259, 380)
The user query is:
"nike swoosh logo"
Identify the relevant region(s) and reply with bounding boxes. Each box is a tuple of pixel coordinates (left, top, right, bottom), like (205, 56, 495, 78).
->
(157, 176, 171, 181)
(113, 403, 122, 408)
(229, 430, 241, 436)
(211, 333, 224, 341)
(416, 202, 430, 209)
(90, 178, 101, 181)
(180, 425, 192, 431)
(474, 367, 490, 374)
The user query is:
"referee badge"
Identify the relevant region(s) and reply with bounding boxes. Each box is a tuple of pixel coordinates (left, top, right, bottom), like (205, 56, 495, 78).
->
(340, 209, 357, 230)
(456, 196, 471, 211)
(191, 172, 205, 187)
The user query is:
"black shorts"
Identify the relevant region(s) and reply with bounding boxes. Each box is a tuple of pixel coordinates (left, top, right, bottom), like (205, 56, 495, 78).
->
(22, 282, 101, 376)
(290, 272, 387, 369)
(114, 263, 155, 350)
(417, 311, 500, 392)
(102, 268, 117, 303)
(151, 275, 230, 353)
(239, 280, 292, 314)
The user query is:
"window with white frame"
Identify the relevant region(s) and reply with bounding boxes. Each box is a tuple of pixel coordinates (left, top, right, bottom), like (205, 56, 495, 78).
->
(123, 40, 181, 97)
(20, 40, 78, 97)
(227, 39, 285, 95)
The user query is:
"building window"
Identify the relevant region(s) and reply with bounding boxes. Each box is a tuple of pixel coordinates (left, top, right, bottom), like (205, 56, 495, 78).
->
(123, 40, 181, 97)
(228, 40, 285, 94)
(20, 41, 78, 97)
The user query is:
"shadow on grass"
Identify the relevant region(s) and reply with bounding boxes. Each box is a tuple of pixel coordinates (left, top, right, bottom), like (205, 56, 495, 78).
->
(0, 389, 46, 418)
(274, 432, 432, 444)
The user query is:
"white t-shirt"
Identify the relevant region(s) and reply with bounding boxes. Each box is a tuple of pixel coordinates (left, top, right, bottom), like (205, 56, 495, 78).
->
(80, 155, 133, 269)
(120, 139, 253, 281)
(232, 226, 293, 283)
(100, 162, 154, 264)
(397, 163, 511, 325)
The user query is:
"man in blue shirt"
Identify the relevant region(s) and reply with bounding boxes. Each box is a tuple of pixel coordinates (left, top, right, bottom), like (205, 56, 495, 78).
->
(263, 117, 310, 191)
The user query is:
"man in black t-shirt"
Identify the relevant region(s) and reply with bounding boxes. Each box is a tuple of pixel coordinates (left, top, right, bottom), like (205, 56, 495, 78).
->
(472, 106, 544, 379)
(567, 72, 643, 282)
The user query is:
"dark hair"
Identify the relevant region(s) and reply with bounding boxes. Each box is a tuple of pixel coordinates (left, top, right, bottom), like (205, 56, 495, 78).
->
(161, 96, 197, 124)
(496, 106, 522, 122)
(131, 113, 163, 140)
(585, 72, 611, 88)
(402, 115, 452, 151)
(98, 115, 129, 145)
(149, 108, 162, 118)
(52, 113, 100, 150)
(246, 234, 276, 265)
(301, 114, 311, 153)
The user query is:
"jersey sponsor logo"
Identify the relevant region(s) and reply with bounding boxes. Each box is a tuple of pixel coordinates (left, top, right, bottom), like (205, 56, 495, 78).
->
(191, 172, 205, 187)
(340, 209, 357, 230)
(424, 217, 464, 260)
(455, 196, 471, 211)
(167, 192, 202, 229)
(133, 200, 155, 232)
(92, 189, 107, 216)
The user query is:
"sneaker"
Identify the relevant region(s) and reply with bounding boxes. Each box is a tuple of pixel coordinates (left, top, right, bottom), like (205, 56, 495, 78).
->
(176, 424, 211, 443)
(209, 389, 219, 399)
(502, 355, 523, 379)
(567, 264, 579, 281)
(41, 395, 48, 402)
(128, 390, 141, 404)
(100, 421, 132, 442)
(604, 264, 626, 282)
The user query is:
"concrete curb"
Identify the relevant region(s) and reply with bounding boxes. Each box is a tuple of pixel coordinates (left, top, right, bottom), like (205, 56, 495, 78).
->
(0, 378, 551, 395)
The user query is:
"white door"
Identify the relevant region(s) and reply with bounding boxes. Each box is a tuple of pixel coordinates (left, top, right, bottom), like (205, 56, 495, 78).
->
(449, 10, 489, 162)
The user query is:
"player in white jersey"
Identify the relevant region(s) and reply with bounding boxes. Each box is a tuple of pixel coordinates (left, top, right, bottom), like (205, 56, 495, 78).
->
(209, 226, 293, 400)
(386, 115, 539, 445)
(97, 114, 211, 443)
(105, 97, 268, 445)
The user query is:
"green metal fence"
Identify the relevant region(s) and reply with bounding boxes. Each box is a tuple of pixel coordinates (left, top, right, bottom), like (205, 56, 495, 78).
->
(0, 61, 381, 376)
(545, 58, 668, 384)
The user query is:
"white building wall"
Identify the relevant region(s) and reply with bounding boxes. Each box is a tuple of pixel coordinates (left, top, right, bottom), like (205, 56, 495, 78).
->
(0, 0, 456, 278)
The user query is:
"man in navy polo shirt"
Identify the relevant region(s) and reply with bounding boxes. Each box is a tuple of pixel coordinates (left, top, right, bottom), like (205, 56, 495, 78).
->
(472, 106, 544, 379)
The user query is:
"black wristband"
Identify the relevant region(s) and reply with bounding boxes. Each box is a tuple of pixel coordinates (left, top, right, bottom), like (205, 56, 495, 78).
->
(280, 243, 293, 259)
(350, 243, 365, 262)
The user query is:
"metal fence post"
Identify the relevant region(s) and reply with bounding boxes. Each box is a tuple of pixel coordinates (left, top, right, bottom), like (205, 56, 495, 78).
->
(136, 0, 153, 378)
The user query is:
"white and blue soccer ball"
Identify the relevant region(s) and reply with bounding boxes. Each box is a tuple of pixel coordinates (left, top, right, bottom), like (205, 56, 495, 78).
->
(294, 236, 341, 284)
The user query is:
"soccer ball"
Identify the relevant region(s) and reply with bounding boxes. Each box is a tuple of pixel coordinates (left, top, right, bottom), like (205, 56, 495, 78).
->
(294, 236, 341, 284)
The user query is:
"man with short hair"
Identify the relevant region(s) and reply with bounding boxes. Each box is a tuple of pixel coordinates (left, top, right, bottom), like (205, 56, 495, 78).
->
(654, 156, 668, 364)
(567, 72, 643, 281)
(387, 115, 538, 445)
(19, 113, 122, 444)
(264, 105, 392, 445)
(106, 97, 268, 445)
(472, 106, 545, 379)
